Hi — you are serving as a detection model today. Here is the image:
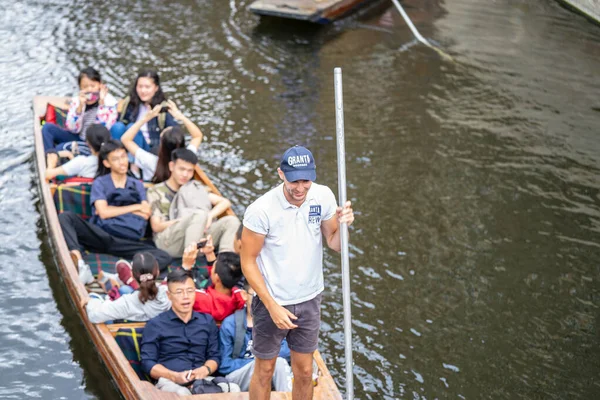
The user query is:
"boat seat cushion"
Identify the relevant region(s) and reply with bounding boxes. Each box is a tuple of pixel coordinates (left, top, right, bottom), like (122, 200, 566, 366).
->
(41, 103, 68, 128)
(53, 181, 154, 221)
(114, 326, 151, 381)
(53, 182, 93, 220)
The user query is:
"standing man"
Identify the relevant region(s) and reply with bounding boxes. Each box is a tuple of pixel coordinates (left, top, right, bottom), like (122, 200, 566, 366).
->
(241, 145, 354, 399)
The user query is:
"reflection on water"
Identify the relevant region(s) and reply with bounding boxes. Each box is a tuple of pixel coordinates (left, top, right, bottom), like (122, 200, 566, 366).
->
(0, 0, 599, 398)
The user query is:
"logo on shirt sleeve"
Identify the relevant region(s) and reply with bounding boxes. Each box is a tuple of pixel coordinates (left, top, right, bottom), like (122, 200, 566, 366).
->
(309, 205, 321, 224)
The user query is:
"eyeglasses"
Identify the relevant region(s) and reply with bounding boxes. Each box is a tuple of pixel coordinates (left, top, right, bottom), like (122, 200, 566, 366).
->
(169, 289, 196, 297)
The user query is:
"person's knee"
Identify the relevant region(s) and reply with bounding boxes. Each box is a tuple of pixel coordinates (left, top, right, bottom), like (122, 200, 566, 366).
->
(292, 360, 313, 380)
(254, 359, 277, 381)
(110, 122, 126, 138)
(190, 212, 207, 224)
(58, 211, 76, 223)
(224, 216, 241, 229)
(176, 387, 192, 396)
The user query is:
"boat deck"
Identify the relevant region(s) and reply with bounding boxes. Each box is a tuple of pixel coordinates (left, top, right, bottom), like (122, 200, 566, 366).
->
(249, 0, 373, 23)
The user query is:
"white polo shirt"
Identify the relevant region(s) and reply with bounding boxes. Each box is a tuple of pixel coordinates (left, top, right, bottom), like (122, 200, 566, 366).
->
(243, 182, 337, 305)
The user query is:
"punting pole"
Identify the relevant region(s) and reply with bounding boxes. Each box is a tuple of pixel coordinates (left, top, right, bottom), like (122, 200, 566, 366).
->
(390, 0, 453, 61)
(334, 67, 354, 400)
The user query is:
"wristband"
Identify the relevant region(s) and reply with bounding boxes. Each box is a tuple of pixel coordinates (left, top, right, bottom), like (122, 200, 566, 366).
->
(204, 365, 212, 375)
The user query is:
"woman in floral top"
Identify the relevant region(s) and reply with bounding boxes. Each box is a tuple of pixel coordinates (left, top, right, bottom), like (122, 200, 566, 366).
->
(42, 67, 118, 157)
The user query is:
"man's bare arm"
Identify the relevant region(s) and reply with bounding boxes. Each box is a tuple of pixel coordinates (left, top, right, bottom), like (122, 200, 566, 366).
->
(321, 200, 354, 253)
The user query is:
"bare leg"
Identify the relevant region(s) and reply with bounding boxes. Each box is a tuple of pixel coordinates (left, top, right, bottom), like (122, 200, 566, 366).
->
(249, 356, 277, 400)
(290, 350, 314, 400)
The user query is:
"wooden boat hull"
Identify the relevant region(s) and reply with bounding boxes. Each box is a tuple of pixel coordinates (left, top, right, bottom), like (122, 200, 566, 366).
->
(249, 0, 374, 23)
(556, 0, 600, 24)
(33, 96, 342, 399)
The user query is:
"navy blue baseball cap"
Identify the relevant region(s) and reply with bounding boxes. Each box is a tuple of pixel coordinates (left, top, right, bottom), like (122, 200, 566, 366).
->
(280, 145, 316, 182)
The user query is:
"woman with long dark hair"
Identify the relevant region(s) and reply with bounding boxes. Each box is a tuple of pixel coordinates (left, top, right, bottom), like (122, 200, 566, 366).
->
(86, 253, 170, 323)
(120, 101, 203, 182)
(110, 69, 178, 154)
(45, 124, 111, 180)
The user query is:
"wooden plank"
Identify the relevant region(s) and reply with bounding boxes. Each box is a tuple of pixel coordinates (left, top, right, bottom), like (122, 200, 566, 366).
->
(558, 0, 600, 23)
(107, 322, 147, 334)
(249, 0, 372, 22)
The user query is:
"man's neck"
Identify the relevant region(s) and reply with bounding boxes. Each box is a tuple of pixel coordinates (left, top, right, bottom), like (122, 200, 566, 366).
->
(166, 177, 181, 192)
(110, 171, 127, 187)
(173, 309, 193, 324)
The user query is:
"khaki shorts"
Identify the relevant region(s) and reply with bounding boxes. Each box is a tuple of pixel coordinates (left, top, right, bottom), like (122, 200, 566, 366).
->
(251, 293, 322, 359)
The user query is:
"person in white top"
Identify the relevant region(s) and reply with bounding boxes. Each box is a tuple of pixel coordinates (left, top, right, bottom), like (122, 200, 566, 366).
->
(121, 100, 204, 182)
(85, 248, 197, 323)
(241, 145, 354, 400)
(45, 124, 111, 180)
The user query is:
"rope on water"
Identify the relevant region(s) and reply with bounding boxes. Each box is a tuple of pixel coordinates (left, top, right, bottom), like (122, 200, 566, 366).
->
(390, 0, 454, 61)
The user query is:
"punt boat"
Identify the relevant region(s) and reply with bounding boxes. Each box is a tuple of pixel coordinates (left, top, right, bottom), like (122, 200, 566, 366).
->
(249, 0, 374, 23)
(33, 95, 343, 399)
(557, 0, 600, 24)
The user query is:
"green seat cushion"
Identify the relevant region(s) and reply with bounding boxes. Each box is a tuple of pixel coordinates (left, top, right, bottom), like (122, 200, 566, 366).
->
(54, 183, 93, 220)
(114, 327, 149, 381)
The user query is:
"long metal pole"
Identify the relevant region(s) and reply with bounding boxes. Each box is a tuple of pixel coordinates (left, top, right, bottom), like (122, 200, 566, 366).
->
(334, 67, 354, 400)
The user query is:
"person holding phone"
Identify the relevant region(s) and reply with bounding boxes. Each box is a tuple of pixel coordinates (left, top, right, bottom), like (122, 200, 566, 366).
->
(141, 269, 239, 395)
(110, 69, 178, 154)
(42, 67, 118, 157)
(180, 243, 245, 323)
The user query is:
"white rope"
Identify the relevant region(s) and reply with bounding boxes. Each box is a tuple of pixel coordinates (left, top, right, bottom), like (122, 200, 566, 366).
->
(390, 0, 453, 61)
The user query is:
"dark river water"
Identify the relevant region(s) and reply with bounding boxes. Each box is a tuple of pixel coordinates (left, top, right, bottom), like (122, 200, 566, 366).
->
(1, 0, 599, 398)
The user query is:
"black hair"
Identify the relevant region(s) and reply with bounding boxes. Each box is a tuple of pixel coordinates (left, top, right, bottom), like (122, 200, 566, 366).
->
(214, 252, 242, 289)
(132, 252, 159, 304)
(127, 69, 166, 120)
(171, 148, 198, 166)
(85, 124, 111, 153)
(167, 269, 193, 284)
(151, 125, 187, 184)
(96, 139, 126, 177)
(236, 224, 243, 241)
(78, 67, 102, 86)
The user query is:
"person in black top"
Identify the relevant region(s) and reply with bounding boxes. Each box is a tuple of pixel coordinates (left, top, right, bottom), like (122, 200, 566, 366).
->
(141, 269, 220, 395)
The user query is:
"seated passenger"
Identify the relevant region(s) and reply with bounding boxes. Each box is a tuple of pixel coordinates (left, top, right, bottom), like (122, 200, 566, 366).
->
(121, 101, 203, 182)
(58, 140, 172, 273)
(110, 69, 177, 154)
(219, 286, 292, 392)
(45, 124, 110, 180)
(42, 67, 117, 156)
(86, 252, 172, 323)
(146, 148, 241, 258)
(181, 247, 244, 323)
(141, 270, 238, 395)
